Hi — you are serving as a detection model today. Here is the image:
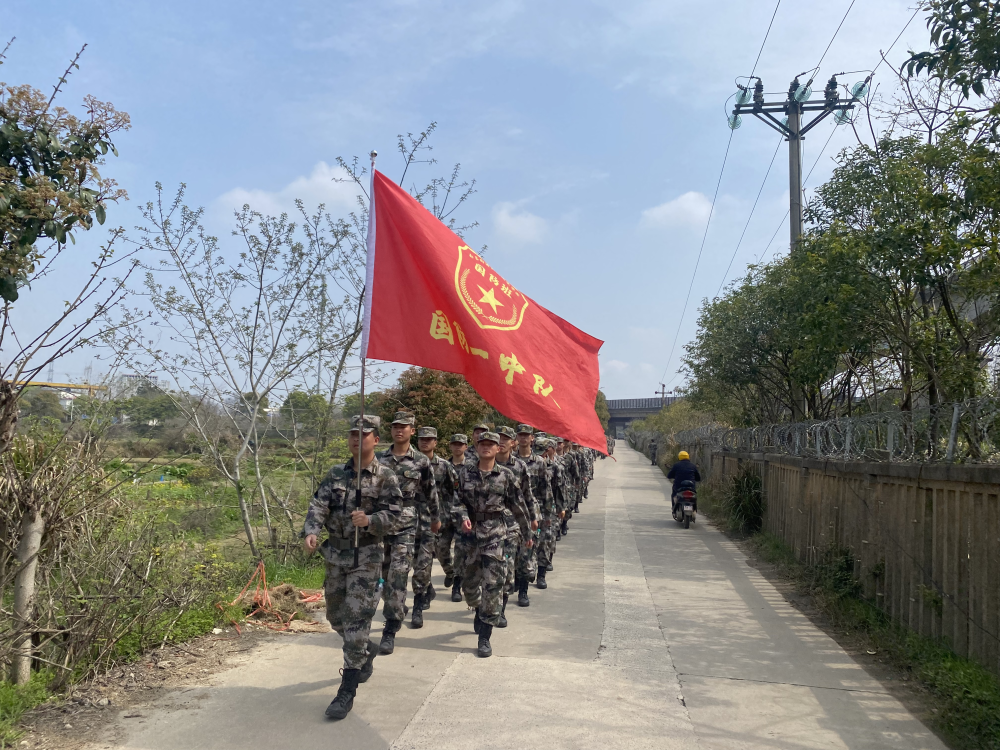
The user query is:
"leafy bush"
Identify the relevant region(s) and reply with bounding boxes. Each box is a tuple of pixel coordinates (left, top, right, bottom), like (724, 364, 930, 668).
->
(718, 464, 764, 534)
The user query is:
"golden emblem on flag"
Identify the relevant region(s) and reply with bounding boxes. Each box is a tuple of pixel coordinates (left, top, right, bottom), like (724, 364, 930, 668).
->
(454, 245, 529, 331)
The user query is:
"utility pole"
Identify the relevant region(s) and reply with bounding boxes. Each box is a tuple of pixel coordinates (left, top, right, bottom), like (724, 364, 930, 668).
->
(731, 74, 868, 252)
(655, 383, 669, 409)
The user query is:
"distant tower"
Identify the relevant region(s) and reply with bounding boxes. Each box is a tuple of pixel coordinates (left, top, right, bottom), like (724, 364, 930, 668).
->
(47, 362, 55, 383)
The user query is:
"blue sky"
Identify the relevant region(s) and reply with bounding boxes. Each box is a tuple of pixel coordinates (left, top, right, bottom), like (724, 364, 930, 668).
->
(5, 0, 926, 399)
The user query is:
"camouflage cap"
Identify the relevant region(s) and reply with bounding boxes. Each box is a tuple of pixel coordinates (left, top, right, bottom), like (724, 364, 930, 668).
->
(449, 433, 469, 445)
(554, 437, 565, 443)
(497, 426, 516, 439)
(516, 424, 533, 434)
(536, 438, 552, 450)
(478, 431, 500, 444)
(391, 410, 416, 425)
(472, 422, 490, 432)
(350, 414, 380, 433)
(416, 426, 438, 439)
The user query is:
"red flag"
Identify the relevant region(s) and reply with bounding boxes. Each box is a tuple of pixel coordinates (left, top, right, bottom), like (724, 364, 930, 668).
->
(362, 171, 606, 452)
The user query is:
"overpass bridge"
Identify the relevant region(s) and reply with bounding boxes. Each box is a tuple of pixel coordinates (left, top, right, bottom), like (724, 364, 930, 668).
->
(607, 396, 680, 438)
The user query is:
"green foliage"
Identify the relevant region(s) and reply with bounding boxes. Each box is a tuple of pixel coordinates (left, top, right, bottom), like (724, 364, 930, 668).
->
(0, 64, 130, 301)
(17, 388, 64, 421)
(265, 556, 326, 589)
(371, 367, 494, 444)
(280, 391, 328, 433)
(906, 0, 1000, 99)
(594, 390, 610, 431)
(0, 672, 51, 747)
(686, 127, 1000, 423)
(718, 464, 764, 534)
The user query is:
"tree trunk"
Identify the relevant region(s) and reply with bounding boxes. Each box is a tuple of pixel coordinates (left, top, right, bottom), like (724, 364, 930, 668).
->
(11, 507, 45, 684)
(251, 436, 276, 549)
(0, 380, 20, 456)
(232, 463, 260, 559)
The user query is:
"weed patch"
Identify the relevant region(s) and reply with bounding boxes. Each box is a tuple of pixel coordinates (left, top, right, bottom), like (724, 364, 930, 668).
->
(0, 672, 51, 748)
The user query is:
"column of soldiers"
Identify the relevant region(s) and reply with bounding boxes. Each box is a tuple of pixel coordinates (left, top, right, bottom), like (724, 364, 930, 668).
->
(303, 411, 601, 720)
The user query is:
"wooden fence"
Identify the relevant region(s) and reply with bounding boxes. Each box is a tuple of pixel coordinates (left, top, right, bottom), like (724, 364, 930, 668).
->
(689, 443, 1000, 678)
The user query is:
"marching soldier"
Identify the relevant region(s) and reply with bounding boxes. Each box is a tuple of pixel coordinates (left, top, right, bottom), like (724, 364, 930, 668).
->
(495, 426, 538, 624)
(455, 431, 531, 657)
(448, 434, 472, 602)
(377, 411, 440, 655)
(513, 424, 551, 606)
(464, 422, 489, 463)
(412, 426, 458, 628)
(535, 438, 564, 588)
(302, 415, 402, 720)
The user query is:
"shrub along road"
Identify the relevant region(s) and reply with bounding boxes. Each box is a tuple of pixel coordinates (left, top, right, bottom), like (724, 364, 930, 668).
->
(84, 444, 946, 750)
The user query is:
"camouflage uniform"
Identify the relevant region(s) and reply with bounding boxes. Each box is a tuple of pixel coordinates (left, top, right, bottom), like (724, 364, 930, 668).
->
(560, 448, 580, 525)
(538, 450, 564, 569)
(378, 435, 439, 626)
(454, 449, 531, 627)
(303, 455, 402, 670)
(496, 449, 536, 595)
(515, 446, 552, 581)
(424, 451, 460, 583)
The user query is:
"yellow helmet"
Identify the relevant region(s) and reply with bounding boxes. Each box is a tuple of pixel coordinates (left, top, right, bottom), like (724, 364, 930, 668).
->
(678, 451, 689, 460)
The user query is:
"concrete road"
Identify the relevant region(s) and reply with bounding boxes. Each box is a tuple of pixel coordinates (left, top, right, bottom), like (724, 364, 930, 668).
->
(88, 444, 946, 750)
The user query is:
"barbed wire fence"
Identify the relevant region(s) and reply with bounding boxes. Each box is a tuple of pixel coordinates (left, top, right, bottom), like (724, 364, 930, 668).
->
(630, 396, 1000, 464)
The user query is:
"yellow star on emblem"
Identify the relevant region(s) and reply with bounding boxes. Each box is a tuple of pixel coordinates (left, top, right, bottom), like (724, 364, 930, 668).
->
(477, 285, 504, 314)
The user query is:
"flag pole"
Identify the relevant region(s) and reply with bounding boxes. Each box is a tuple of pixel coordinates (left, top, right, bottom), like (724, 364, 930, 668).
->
(356, 150, 378, 568)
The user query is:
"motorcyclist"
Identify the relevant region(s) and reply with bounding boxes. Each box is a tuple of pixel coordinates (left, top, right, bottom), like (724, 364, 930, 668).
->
(666, 451, 701, 514)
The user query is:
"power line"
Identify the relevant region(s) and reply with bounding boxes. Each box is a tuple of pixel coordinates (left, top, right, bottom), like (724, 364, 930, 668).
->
(752, 6, 922, 267)
(657, 0, 781, 386)
(716, 135, 783, 295)
(749, 0, 781, 79)
(812, 0, 857, 75)
(659, 129, 734, 385)
(713, 0, 853, 303)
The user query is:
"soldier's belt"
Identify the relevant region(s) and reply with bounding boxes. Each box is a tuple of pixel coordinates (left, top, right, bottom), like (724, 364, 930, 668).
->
(399, 493, 418, 507)
(473, 511, 504, 521)
(325, 532, 379, 550)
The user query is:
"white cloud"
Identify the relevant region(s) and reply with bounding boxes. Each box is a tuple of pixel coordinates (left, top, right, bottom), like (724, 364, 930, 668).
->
(492, 201, 547, 244)
(213, 162, 363, 222)
(640, 191, 712, 230)
(605, 359, 629, 373)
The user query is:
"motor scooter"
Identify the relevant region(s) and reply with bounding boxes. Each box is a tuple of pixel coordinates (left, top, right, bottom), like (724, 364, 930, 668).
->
(671, 479, 697, 529)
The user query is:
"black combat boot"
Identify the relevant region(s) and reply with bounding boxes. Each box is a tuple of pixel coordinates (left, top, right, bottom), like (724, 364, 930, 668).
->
(379, 619, 401, 655)
(473, 608, 482, 634)
(560, 519, 569, 536)
(444, 573, 454, 588)
(326, 668, 361, 720)
(451, 576, 463, 602)
(546, 560, 554, 571)
(425, 583, 436, 607)
(477, 624, 493, 658)
(497, 594, 509, 627)
(410, 594, 424, 629)
(358, 640, 378, 683)
(536, 568, 547, 589)
(518, 576, 532, 604)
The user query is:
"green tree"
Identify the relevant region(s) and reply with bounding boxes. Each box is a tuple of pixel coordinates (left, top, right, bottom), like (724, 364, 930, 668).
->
(906, 0, 1000, 98)
(595, 390, 610, 431)
(280, 390, 327, 433)
(0, 45, 130, 302)
(371, 367, 494, 449)
(18, 388, 64, 421)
